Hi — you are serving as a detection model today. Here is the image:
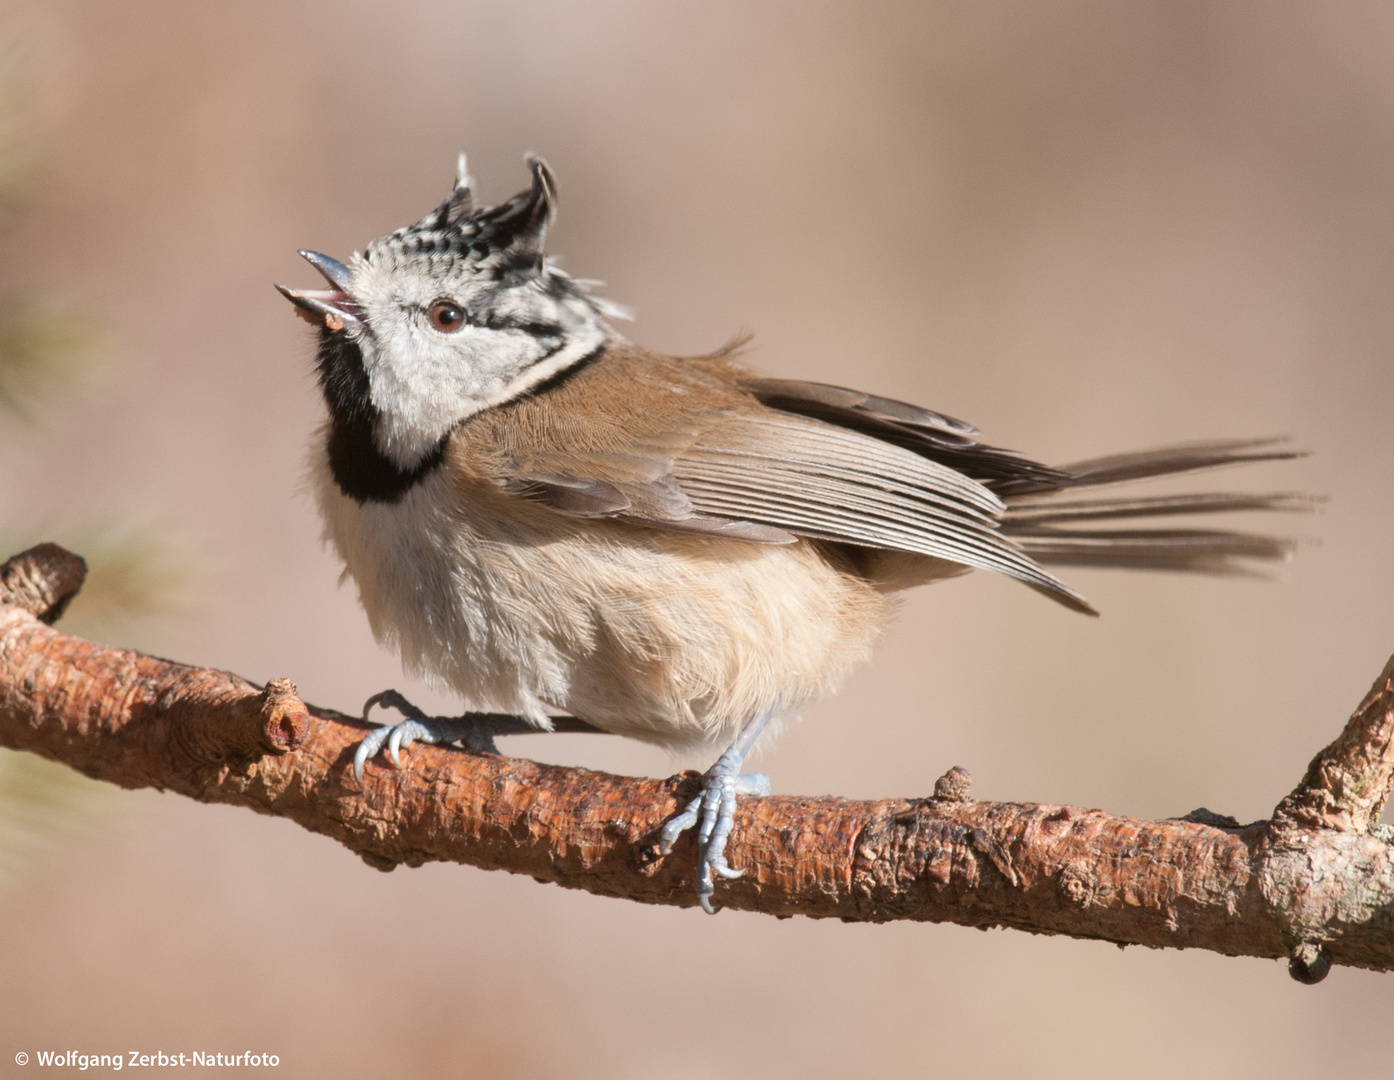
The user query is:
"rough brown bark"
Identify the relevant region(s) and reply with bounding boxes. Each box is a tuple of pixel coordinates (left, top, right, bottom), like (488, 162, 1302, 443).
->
(1, 544, 1390, 982)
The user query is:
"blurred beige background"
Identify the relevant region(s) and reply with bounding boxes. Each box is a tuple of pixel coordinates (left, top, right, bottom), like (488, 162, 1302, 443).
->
(1, 1, 1392, 1076)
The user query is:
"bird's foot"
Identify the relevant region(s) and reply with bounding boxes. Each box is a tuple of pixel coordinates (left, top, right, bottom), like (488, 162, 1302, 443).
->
(659, 743, 771, 914)
(353, 689, 500, 782)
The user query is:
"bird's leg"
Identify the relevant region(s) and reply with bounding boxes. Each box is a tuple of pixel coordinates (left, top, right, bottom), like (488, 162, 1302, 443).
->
(659, 709, 775, 914)
(352, 690, 503, 782)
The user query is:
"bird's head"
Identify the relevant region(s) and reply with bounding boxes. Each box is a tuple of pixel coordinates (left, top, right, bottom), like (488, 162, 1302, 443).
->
(278, 153, 623, 471)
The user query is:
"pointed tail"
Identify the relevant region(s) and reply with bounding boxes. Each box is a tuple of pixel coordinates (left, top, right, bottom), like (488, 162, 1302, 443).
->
(999, 439, 1316, 576)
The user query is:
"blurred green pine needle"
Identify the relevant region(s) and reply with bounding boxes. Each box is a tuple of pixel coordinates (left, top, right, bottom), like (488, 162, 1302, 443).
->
(63, 526, 192, 640)
(0, 748, 108, 887)
(1, 524, 192, 641)
(0, 298, 97, 424)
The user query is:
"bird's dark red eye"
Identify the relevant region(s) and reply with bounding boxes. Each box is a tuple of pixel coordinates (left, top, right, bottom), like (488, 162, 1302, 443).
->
(428, 300, 465, 332)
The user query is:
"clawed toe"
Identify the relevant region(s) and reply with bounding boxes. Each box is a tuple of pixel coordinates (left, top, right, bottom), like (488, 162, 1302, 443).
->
(659, 794, 703, 855)
(362, 689, 428, 724)
(352, 725, 393, 783)
(353, 690, 501, 782)
(387, 719, 435, 768)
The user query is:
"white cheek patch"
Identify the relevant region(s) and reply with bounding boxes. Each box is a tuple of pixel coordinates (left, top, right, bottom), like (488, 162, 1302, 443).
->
(465, 317, 609, 409)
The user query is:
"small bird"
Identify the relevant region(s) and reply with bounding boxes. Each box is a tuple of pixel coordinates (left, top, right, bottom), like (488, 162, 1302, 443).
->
(279, 152, 1304, 912)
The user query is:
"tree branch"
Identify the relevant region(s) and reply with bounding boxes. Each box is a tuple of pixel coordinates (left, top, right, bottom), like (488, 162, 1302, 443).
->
(1, 544, 1390, 982)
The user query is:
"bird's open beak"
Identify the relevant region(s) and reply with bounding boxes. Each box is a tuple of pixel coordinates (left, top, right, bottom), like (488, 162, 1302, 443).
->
(276, 250, 364, 331)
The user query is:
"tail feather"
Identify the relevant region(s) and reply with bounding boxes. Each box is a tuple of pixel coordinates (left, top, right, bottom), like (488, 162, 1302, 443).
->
(1005, 491, 1316, 526)
(1010, 526, 1298, 574)
(999, 440, 1314, 579)
(995, 438, 1304, 497)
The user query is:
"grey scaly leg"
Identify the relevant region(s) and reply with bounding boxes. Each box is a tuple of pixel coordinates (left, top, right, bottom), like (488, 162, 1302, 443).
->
(659, 710, 775, 914)
(353, 690, 501, 782)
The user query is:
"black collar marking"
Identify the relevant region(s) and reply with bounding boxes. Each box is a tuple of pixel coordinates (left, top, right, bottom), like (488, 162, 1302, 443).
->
(316, 330, 446, 505)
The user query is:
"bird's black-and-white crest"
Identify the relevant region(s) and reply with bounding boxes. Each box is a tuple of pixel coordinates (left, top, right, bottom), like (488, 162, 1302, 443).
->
(372, 152, 553, 264)
(360, 152, 628, 320)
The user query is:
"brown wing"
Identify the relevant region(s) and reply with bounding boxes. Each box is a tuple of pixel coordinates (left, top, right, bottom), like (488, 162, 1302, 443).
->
(455, 342, 1092, 612)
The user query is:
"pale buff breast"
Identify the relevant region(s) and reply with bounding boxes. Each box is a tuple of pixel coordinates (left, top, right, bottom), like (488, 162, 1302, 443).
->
(311, 439, 900, 749)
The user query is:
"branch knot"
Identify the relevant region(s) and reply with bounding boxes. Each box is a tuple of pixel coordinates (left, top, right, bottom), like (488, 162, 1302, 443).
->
(933, 766, 972, 803)
(160, 673, 311, 763)
(0, 543, 87, 624)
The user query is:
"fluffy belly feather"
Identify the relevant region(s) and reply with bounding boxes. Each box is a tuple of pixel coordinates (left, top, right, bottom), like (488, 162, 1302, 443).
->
(312, 451, 897, 748)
